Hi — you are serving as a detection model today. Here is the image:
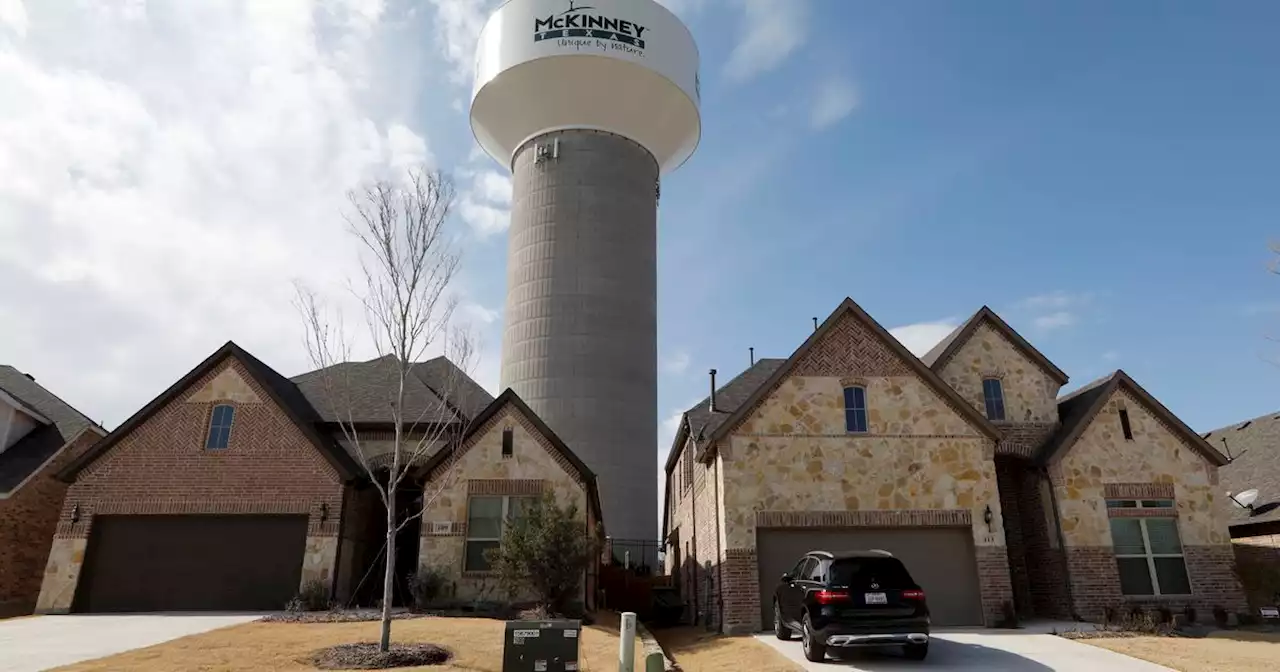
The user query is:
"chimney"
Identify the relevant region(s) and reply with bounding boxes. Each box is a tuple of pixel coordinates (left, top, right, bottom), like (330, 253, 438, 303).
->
(749, 347, 755, 366)
(708, 369, 718, 412)
(812, 317, 818, 331)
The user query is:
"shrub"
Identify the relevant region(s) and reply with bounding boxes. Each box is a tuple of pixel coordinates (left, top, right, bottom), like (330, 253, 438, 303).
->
(288, 579, 331, 612)
(1103, 606, 1119, 625)
(486, 492, 600, 615)
(1156, 606, 1173, 624)
(407, 567, 448, 612)
(1129, 605, 1146, 620)
(1237, 612, 1258, 627)
(1182, 605, 1197, 624)
(1213, 605, 1229, 628)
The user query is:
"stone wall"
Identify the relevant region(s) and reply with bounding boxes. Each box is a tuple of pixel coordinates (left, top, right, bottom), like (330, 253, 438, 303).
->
(936, 322, 1062, 425)
(709, 311, 1008, 632)
(35, 356, 344, 613)
(0, 430, 101, 617)
(418, 403, 591, 602)
(1052, 387, 1246, 619)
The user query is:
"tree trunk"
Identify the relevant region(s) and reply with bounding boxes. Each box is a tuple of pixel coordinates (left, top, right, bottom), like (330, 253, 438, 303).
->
(380, 499, 396, 652)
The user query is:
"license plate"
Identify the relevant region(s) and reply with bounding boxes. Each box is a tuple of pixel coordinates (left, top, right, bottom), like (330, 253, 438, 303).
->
(1262, 607, 1279, 618)
(864, 592, 887, 604)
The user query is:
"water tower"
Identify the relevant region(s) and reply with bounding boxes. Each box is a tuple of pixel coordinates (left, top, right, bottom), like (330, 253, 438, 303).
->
(471, 0, 700, 541)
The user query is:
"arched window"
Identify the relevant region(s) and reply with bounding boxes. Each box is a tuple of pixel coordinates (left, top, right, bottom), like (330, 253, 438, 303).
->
(206, 404, 235, 450)
(982, 378, 1006, 421)
(843, 386, 868, 433)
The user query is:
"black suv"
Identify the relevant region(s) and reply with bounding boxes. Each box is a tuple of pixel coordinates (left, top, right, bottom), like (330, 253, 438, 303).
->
(772, 549, 930, 662)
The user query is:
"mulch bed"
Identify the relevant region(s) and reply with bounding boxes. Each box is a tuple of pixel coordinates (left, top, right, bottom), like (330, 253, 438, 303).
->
(264, 609, 426, 624)
(309, 643, 452, 669)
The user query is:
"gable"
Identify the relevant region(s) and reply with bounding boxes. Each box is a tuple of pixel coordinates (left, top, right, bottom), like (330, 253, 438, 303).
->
(706, 299, 1000, 453)
(66, 356, 343, 496)
(938, 322, 1062, 424)
(59, 342, 357, 482)
(185, 368, 262, 404)
(421, 390, 603, 525)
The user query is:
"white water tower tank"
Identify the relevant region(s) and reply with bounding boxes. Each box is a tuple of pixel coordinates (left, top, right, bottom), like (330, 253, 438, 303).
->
(470, 0, 701, 541)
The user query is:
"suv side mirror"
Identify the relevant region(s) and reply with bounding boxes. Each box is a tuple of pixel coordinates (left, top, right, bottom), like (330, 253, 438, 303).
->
(781, 572, 793, 582)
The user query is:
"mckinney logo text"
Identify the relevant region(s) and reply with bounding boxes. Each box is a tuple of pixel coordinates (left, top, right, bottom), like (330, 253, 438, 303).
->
(534, 1, 647, 50)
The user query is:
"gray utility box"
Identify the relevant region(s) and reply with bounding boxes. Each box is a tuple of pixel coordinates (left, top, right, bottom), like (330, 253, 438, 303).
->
(503, 620, 581, 672)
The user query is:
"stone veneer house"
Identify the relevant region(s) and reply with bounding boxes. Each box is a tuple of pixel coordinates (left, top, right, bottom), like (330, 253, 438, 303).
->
(663, 298, 1246, 633)
(1204, 413, 1280, 610)
(0, 367, 106, 617)
(36, 341, 600, 613)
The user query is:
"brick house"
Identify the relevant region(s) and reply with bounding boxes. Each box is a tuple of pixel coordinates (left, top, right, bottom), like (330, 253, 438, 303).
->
(663, 298, 1246, 633)
(35, 341, 600, 614)
(0, 367, 106, 617)
(1204, 414, 1280, 611)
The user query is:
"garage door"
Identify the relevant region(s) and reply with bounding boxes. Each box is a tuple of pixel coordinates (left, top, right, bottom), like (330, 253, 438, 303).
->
(74, 515, 309, 612)
(757, 527, 983, 627)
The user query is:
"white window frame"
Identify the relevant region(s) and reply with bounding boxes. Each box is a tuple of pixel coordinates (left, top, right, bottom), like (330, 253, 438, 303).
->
(465, 494, 536, 572)
(1108, 499, 1190, 596)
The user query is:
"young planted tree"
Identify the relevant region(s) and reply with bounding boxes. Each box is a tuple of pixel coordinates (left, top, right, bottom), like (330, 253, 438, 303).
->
(487, 492, 599, 616)
(298, 167, 476, 652)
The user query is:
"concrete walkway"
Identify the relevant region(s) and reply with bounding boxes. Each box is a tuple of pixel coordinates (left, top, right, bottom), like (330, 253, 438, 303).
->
(0, 613, 261, 672)
(756, 627, 1175, 671)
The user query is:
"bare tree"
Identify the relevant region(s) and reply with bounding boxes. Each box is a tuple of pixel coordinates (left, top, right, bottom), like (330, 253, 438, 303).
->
(297, 168, 476, 652)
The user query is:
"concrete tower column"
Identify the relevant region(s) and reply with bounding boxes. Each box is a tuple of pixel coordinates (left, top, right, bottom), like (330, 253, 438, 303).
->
(502, 130, 658, 540)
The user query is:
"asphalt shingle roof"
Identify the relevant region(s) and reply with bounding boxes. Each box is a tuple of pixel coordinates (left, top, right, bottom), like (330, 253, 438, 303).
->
(1205, 412, 1280, 529)
(683, 359, 788, 442)
(0, 366, 102, 494)
(292, 356, 463, 425)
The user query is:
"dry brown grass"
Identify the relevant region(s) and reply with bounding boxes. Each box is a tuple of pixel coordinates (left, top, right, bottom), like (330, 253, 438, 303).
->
(1084, 630, 1280, 672)
(650, 627, 802, 672)
(53, 614, 643, 672)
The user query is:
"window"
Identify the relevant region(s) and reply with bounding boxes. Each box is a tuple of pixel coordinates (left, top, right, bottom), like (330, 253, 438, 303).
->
(683, 448, 694, 492)
(1109, 513, 1190, 596)
(501, 428, 513, 458)
(1119, 409, 1134, 440)
(843, 386, 868, 433)
(206, 404, 235, 450)
(465, 495, 536, 571)
(982, 378, 1006, 421)
(804, 558, 825, 582)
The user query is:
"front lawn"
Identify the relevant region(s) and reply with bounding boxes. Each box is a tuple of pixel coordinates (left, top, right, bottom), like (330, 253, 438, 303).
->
(54, 614, 644, 671)
(650, 627, 802, 672)
(1083, 630, 1280, 672)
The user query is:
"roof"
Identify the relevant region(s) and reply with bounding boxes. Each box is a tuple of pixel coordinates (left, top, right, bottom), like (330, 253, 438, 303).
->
(412, 357, 494, 421)
(292, 356, 463, 425)
(695, 298, 1002, 461)
(59, 342, 360, 482)
(1036, 370, 1228, 468)
(1205, 411, 1280, 530)
(420, 388, 604, 527)
(921, 306, 1069, 385)
(663, 359, 787, 475)
(0, 366, 105, 495)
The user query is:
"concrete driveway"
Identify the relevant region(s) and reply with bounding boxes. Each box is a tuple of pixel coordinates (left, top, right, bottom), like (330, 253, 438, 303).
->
(755, 627, 1175, 671)
(0, 613, 261, 672)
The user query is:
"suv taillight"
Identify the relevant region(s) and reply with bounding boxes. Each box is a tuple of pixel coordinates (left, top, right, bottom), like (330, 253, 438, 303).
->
(901, 589, 925, 600)
(813, 590, 851, 604)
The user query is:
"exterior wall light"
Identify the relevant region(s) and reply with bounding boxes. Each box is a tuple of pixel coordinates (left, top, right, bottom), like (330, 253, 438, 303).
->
(983, 505, 994, 531)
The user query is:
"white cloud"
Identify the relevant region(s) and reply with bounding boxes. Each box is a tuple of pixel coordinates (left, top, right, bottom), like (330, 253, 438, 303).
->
(725, 0, 809, 83)
(0, 0, 27, 37)
(456, 164, 512, 238)
(0, 0, 492, 427)
(1033, 311, 1077, 331)
(810, 75, 858, 130)
(660, 350, 692, 375)
(425, 0, 498, 84)
(460, 302, 500, 325)
(889, 320, 959, 357)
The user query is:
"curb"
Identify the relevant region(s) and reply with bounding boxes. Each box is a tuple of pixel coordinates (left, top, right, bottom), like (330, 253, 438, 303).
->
(635, 621, 679, 672)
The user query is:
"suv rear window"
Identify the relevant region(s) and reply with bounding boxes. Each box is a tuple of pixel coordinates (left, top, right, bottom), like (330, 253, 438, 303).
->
(829, 558, 914, 588)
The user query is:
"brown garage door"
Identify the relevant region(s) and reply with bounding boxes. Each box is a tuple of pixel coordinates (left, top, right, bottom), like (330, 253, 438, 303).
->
(757, 527, 983, 627)
(74, 515, 309, 612)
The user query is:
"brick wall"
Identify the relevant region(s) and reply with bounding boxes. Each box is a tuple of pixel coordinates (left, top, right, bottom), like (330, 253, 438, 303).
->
(995, 457, 1032, 617)
(1233, 535, 1280, 610)
(36, 356, 345, 613)
(1065, 546, 1124, 620)
(1020, 468, 1072, 618)
(1065, 545, 1247, 620)
(976, 545, 1015, 623)
(996, 423, 1058, 459)
(721, 548, 760, 634)
(0, 430, 101, 617)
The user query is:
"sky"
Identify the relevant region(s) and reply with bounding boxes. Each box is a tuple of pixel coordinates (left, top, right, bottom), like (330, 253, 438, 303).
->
(2, 1, 1280, 527)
